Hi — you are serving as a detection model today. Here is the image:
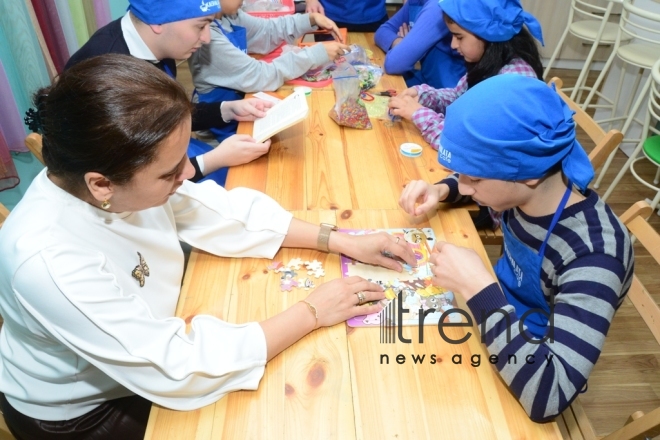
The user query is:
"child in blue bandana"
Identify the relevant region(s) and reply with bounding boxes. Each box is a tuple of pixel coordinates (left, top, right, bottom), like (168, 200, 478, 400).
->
(401, 74, 633, 422)
(388, 0, 544, 152)
(374, 0, 465, 89)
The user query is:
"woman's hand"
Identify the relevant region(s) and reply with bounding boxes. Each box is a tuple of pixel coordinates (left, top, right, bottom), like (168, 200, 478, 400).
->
(399, 181, 449, 216)
(221, 98, 274, 122)
(305, 0, 324, 14)
(309, 13, 344, 43)
(429, 242, 496, 301)
(331, 231, 418, 272)
(388, 95, 423, 120)
(305, 276, 386, 328)
(203, 134, 271, 170)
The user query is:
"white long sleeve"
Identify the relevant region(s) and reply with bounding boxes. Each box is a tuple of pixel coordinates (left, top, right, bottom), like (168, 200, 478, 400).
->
(0, 170, 293, 420)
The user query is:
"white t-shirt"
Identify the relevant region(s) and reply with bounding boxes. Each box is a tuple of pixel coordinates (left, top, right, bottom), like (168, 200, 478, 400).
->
(0, 170, 293, 421)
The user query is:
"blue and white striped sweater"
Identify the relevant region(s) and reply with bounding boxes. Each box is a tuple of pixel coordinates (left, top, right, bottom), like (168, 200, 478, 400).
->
(462, 190, 633, 422)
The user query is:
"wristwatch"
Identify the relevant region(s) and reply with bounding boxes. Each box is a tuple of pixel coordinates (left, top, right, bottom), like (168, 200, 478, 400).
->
(317, 223, 338, 252)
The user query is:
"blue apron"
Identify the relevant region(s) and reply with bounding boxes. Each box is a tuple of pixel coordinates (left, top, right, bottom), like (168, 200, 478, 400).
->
(195, 20, 247, 143)
(402, 2, 465, 89)
(494, 183, 573, 339)
(163, 63, 228, 185)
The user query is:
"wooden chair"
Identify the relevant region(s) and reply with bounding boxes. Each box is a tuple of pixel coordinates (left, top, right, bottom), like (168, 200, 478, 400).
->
(0, 203, 9, 229)
(474, 77, 624, 247)
(556, 200, 660, 440)
(24, 133, 44, 165)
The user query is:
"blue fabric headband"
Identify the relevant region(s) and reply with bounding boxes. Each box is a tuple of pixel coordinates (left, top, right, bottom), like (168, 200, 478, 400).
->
(438, 75, 594, 192)
(439, 0, 544, 45)
(129, 0, 220, 24)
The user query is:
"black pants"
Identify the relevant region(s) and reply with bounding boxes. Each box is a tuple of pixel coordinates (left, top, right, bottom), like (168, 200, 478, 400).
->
(0, 393, 151, 440)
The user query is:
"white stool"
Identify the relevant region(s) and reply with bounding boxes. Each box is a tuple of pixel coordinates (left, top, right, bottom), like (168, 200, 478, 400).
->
(543, 0, 629, 106)
(580, 0, 660, 190)
(602, 59, 660, 204)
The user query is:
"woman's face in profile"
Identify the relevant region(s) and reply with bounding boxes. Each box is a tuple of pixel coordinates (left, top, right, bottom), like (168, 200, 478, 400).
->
(109, 119, 195, 211)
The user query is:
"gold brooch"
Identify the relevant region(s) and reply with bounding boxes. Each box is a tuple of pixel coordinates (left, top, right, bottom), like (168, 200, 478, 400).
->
(131, 252, 150, 287)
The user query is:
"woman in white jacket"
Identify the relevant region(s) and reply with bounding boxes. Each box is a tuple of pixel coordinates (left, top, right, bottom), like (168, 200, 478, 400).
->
(0, 54, 415, 440)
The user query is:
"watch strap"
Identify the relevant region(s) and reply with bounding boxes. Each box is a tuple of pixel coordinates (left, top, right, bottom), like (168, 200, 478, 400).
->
(317, 223, 337, 252)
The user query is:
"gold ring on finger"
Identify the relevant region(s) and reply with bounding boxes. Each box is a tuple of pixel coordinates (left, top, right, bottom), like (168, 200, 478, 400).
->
(356, 292, 366, 306)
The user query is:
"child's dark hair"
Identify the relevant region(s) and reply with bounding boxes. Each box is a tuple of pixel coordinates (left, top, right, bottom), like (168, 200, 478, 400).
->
(444, 13, 543, 89)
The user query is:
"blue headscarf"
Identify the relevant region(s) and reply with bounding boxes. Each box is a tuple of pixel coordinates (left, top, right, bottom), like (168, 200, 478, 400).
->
(129, 0, 220, 25)
(438, 75, 594, 192)
(439, 0, 543, 45)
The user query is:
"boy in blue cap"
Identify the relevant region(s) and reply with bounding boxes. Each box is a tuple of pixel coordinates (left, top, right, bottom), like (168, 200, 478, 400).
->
(401, 74, 634, 422)
(65, 0, 273, 185)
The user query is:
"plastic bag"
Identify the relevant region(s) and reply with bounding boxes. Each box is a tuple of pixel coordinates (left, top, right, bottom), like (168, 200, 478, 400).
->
(340, 45, 382, 91)
(354, 64, 382, 91)
(329, 63, 372, 130)
(301, 60, 335, 82)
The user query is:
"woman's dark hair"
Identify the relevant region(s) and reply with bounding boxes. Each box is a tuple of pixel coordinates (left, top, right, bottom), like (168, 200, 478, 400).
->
(33, 53, 193, 196)
(443, 13, 543, 89)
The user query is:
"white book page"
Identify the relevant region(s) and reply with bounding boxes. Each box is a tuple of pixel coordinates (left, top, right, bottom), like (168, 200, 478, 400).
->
(253, 91, 308, 143)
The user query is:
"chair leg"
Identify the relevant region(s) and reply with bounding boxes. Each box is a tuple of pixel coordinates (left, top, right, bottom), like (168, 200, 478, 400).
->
(595, 73, 652, 190)
(581, 48, 618, 112)
(649, 190, 660, 219)
(654, 166, 660, 185)
(602, 139, 644, 201)
(543, 25, 571, 81)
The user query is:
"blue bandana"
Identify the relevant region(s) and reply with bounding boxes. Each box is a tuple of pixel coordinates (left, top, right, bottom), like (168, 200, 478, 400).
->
(438, 75, 594, 192)
(129, 0, 220, 24)
(439, 0, 543, 45)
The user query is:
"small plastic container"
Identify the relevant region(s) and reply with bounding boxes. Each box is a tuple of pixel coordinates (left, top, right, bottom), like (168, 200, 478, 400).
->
(245, 0, 295, 19)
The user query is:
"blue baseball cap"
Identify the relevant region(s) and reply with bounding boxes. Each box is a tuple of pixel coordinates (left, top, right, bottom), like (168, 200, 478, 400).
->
(129, 0, 220, 25)
(439, 0, 543, 45)
(438, 75, 594, 192)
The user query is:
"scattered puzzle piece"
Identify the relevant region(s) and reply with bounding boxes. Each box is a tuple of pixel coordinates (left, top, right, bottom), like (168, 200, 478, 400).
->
(287, 258, 303, 270)
(305, 260, 323, 272)
(298, 278, 315, 290)
(309, 268, 325, 279)
(267, 261, 283, 271)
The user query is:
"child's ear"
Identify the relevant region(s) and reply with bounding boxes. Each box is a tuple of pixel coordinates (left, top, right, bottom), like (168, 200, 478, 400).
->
(149, 24, 164, 35)
(520, 178, 542, 188)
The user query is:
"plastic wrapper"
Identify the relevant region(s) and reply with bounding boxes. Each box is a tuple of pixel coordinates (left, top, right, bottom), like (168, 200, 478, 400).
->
(301, 61, 335, 82)
(354, 64, 382, 91)
(329, 63, 372, 129)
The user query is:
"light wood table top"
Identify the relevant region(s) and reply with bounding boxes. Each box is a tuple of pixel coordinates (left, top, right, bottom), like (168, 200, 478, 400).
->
(229, 88, 447, 210)
(145, 208, 561, 439)
(145, 32, 559, 439)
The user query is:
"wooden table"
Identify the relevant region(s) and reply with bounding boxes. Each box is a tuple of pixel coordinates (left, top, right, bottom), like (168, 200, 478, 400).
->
(145, 33, 561, 439)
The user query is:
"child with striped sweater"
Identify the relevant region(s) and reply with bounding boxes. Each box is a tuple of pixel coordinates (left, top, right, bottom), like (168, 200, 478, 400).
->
(400, 74, 634, 422)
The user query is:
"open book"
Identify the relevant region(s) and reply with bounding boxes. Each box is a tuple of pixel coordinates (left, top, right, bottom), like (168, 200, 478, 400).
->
(253, 91, 309, 143)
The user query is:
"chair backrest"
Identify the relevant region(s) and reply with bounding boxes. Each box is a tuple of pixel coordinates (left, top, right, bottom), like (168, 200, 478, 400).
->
(0, 202, 9, 229)
(24, 133, 44, 165)
(549, 77, 624, 171)
(592, 200, 660, 440)
(651, 58, 660, 127)
(572, 0, 618, 23)
(619, 0, 660, 46)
